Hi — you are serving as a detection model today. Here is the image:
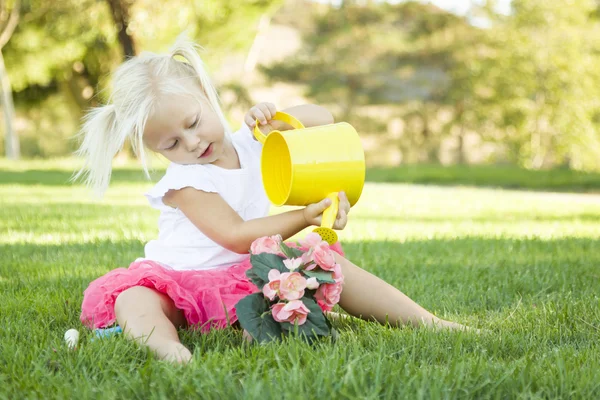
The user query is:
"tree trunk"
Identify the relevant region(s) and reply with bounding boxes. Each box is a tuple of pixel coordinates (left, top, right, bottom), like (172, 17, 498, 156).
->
(342, 77, 359, 122)
(244, 13, 272, 73)
(0, 0, 21, 159)
(455, 101, 465, 164)
(0, 50, 19, 159)
(420, 104, 438, 162)
(456, 125, 465, 164)
(106, 0, 136, 58)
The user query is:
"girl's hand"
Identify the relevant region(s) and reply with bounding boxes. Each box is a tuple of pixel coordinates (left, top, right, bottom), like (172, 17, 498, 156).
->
(244, 102, 277, 128)
(333, 191, 351, 230)
(303, 192, 351, 230)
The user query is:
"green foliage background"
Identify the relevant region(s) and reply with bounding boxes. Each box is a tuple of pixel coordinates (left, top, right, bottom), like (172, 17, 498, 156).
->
(2, 0, 600, 171)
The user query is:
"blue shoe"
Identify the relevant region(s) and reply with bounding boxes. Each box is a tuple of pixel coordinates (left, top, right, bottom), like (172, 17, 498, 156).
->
(92, 326, 123, 340)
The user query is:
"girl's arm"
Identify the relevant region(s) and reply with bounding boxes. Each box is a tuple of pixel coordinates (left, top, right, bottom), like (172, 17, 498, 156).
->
(273, 104, 334, 129)
(163, 188, 336, 254)
(245, 103, 334, 132)
(167, 103, 345, 253)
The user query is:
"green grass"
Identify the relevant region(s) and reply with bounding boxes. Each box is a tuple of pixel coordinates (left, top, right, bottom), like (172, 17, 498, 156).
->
(1, 160, 600, 399)
(367, 164, 600, 192)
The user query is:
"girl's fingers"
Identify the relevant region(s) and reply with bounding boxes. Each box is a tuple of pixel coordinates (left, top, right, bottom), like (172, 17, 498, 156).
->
(315, 198, 332, 215)
(248, 103, 276, 126)
(250, 106, 267, 124)
(334, 192, 349, 230)
(244, 114, 256, 127)
(338, 191, 351, 214)
(252, 108, 267, 125)
(334, 211, 347, 230)
(304, 198, 332, 224)
(266, 103, 277, 118)
(260, 104, 274, 120)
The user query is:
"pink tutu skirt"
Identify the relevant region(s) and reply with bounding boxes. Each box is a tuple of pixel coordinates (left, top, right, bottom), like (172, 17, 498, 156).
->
(81, 242, 344, 333)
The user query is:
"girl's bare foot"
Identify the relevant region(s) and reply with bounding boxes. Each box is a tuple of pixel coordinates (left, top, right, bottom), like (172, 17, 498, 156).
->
(430, 318, 481, 333)
(156, 340, 193, 364)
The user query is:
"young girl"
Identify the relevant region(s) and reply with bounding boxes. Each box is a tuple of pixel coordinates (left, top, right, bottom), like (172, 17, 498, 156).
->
(76, 37, 468, 364)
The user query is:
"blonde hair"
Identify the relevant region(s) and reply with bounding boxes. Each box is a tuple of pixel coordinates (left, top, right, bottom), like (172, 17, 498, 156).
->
(73, 35, 230, 196)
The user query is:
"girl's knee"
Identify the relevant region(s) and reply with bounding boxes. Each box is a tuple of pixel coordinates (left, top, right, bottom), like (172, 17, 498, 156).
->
(114, 286, 157, 313)
(114, 286, 185, 326)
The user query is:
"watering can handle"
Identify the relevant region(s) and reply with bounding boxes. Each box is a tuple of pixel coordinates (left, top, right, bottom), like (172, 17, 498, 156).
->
(252, 112, 305, 144)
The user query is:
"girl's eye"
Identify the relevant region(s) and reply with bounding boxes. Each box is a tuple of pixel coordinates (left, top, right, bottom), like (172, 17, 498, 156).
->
(166, 140, 178, 150)
(189, 116, 200, 129)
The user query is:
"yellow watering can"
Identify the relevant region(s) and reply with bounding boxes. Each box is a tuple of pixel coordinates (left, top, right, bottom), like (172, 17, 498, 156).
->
(253, 112, 365, 244)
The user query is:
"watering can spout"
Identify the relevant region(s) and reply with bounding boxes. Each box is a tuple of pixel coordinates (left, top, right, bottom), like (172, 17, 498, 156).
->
(252, 112, 306, 144)
(313, 192, 340, 245)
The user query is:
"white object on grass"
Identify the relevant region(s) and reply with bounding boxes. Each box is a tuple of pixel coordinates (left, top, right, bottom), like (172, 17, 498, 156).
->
(64, 328, 80, 349)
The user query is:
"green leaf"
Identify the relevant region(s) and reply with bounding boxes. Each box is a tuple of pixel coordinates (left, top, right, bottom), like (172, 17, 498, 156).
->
(235, 293, 283, 344)
(245, 269, 266, 290)
(281, 297, 330, 338)
(246, 253, 287, 289)
(302, 297, 331, 336)
(280, 242, 304, 259)
(304, 289, 317, 301)
(303, 269, 335, 284)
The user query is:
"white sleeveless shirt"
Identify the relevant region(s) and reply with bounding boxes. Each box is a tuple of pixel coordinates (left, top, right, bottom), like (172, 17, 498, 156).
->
(143, 124, 270, 270)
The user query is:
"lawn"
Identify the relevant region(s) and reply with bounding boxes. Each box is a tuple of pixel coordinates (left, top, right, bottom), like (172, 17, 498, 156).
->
(1, 160, 599, 399)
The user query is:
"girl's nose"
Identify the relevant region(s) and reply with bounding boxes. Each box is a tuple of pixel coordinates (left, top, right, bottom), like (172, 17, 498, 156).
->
(183, 134, 201, 152)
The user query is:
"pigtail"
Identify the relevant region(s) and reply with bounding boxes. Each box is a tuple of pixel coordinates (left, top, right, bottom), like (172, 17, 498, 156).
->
(169, 35, 231, 133)
(73, 104, 126, 196)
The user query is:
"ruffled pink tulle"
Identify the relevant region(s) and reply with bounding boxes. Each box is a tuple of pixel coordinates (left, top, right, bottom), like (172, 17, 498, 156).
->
(80, 242, 344, 333)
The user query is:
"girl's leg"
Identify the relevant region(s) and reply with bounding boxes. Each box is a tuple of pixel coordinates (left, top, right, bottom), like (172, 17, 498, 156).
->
(114, 286, 192, 363)
(335, 254, 468, 330)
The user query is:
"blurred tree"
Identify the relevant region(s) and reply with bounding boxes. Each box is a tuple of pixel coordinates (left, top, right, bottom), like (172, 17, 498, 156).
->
(0, 0, 20, 159)
(106, 0, 136, 57)
(264, 1, 393, 124)
(454, 0, 600, 169)
(5, 0, 117, 97)
(263, 0, 600, 170)
(128, 0, 282, 65)
(262, 0, 470, 162)
(2, 0, 118, 156)
(389, 2, 475, 163)
(2, 0, 280, 157)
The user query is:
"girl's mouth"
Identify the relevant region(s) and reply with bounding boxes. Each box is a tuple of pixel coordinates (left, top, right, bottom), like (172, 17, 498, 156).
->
(199, 143, 213, 158)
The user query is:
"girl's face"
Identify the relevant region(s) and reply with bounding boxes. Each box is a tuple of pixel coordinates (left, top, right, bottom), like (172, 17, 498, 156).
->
(143, 88, 229, 166)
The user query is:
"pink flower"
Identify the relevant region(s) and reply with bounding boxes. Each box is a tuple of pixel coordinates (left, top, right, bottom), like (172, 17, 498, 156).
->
(332, 263, 344, 283)
(283, 257, 303, 271)
(300, 232, 323, 249)
(304, 263, 316, 271)
(278, 272, 307, 301)
(251, 235, 283, 256)
(306, 277, 319, 290)
(311, 243, 337, 271)
(315, 281, 343, 311)
(301, 250, 317, 270)
(262, 269, 282, 301)
(271, 300, 311, 325)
